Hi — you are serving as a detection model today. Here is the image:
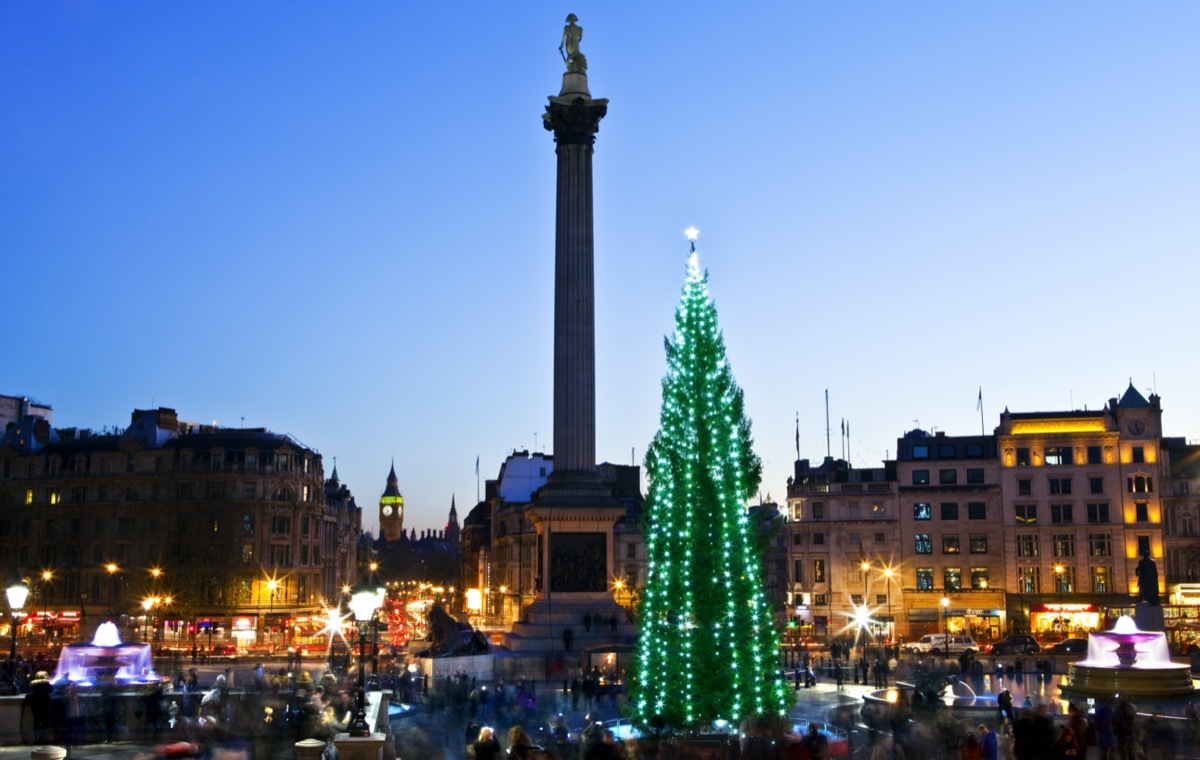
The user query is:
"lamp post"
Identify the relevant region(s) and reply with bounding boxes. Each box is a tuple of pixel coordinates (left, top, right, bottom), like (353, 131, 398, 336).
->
(883, 567, 894, 644)
(1054, 565, 1065, 640)
(7, 578, 30, 685)
(105, 563, 120, 616)
(940, 595, 950, 669)
(266, 579, 279, 649)
(859, 561, 870, 645)
(348, 573, 385, 737)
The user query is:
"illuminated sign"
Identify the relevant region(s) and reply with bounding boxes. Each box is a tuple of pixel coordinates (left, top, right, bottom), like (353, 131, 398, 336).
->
(1037, 603, 1095, 613)
(232, 617, 256, 630)
(1011, 419, 1106, 435)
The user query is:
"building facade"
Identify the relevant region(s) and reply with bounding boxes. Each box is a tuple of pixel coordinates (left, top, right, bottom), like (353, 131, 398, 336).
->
(784, 383, 1191, 645)
(0, 405, 361, 650)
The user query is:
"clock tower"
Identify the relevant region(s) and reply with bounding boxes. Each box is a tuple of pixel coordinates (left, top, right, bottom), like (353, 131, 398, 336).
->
(379, 462, 405, 542)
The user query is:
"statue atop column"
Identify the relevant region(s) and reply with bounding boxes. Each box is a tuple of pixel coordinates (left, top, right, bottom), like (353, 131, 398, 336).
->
(1136, 551, 1160, 605)
(559, 14, 587, 74)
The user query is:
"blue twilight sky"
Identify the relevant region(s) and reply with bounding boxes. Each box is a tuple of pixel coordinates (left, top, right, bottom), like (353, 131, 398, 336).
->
(3, 3, 1199, 537)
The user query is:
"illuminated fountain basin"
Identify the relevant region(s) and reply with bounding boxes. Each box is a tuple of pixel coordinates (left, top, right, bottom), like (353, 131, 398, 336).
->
(52, 622, 166, 686)
(1064, 615, 1194, 698)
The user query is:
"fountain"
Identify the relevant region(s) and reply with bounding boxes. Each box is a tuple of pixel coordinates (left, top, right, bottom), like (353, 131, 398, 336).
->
(52, 622, 165, 685)
(1064, 615, 1194, 698)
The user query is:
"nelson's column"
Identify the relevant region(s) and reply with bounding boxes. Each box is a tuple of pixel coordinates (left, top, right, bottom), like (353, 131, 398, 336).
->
(505, 14, 631, 654)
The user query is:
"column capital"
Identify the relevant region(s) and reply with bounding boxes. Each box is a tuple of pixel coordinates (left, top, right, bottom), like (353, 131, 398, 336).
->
(543, 96, 609, 147)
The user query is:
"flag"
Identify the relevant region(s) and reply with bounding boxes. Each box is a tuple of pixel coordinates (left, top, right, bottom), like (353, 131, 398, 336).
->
(475, 455, 479, 476)
(977, 387, 982, 412)
(795, 414, 800, 457)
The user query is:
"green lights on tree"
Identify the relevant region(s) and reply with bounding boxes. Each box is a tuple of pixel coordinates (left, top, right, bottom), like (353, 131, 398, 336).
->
(632, 237, 791, 730)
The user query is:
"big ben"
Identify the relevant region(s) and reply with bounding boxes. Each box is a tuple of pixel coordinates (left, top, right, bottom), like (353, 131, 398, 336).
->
(379, 462, 405, 541)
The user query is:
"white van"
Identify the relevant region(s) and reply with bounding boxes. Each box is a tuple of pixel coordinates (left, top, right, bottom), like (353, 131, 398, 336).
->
(910, 633, 978, 655)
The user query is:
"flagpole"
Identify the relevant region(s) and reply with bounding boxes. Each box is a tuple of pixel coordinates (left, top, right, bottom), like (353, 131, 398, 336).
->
(978, 388, 985, 436)
(475, 455, 480, 503)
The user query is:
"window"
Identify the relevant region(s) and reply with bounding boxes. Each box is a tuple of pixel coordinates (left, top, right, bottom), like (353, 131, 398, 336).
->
(971, 568, 989, 590)
(626, 543, 637, 559)
(793, 560, 803, 585)
(1128, 476, 1153, 494)
(1137, 535, 1151, 557)
(1087, 503, 1110, 524)
(1135, 502, 1149, 522)
(243, 484, 255, 499)
(913, 470, 930, 486)
(792, 534, 803, 545)
(941, 503, 959, 520)
(242, 544, 253, 564)
(300, 545, 308, 565)
(939, 469, 958, 485)
(1089, 533, 1112, 557)
(1018, 479, 1032, 496)
(176, 483, 193, 499)
(914, 503, 932, 521)
(47, 488, 60, 505)
(943, 535, 961, 554)
(874, 532, 886, 544)
(1089, 477, 1104, 494)
(1054, 567, 1075, 593)
(813, 594, 827, 606)
(1053, 534, 1076, 557)
(944, 568, 962, 590)
(915, 534, 932, 554)
(301, 516, 309, 537)
(851, 594, 864, 606)
(966, 468, 984, 484)
(812, 533, 825, 545)
(1017, 534, 1039, 558)
(1018, 566, 1040, 593)
(1044, 446, 1073, 466)
(968, 502, 987, 520)
(970, 534, 988, 553)
(118, 516, 135, 538)
(270, 545, 291, 565)
(966, 443, 984, 458)
(938, 444, 956, 458)
(1016, 448, 1031, 466)
(913, 445, 929, 459)
(1132, 446, 1145, 464)
(1015, 504, 1037, 524)
(1087, 446, 1102, 465)
(812, 502, 825, 519)
(212, 451, 223, 471)
(1050, 504, 1074, 524)
(243, 515, 254, 534)
(1049, 478, 1072, 495)
(916, 568, 934, 591)
(71, 486, 85, 503)
(848, 533, 860, 545)
(813, 560, 826, 583)
(245, 453, 257, 471)
(271, 516, 291, 535)
(1091, 566, 1111, 593)
(875, 594, 888, 606)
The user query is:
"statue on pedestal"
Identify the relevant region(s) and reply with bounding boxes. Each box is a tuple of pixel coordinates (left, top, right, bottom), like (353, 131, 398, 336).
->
(1136, 552, 1160, 605)
(559, 13, 587, 74)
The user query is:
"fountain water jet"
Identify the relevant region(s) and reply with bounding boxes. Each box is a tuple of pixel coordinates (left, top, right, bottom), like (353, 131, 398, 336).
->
(1064, 615, 1194, 698)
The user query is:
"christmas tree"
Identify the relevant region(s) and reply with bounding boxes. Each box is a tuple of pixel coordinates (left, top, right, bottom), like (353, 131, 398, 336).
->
(633, 230, 792, 730)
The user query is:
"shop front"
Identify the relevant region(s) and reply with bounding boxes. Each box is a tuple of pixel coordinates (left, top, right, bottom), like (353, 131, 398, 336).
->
(1031, 602, 1100, 639)
(943, 607, 1005, 644)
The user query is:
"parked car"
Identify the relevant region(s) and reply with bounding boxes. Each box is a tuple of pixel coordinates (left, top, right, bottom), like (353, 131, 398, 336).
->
(208, 644, 239, 661)
(988, 635, 1041, 655)
(909, 633, 978, 655)
(1044, 637, 1088, 656)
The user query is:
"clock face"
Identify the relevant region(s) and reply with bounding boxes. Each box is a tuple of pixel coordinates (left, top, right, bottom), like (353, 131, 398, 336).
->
(1128, 420, 1145, 435)
(382, 505, 393, 517)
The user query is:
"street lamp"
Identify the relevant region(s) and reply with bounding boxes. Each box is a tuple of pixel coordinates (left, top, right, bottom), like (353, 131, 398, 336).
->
(266, 578, 279, 648)
(7, 577, 30, 681)
(105, 563, 120, 616)
(1054, 565, 1066, 639)
(348, 573, 385, 737)
(940, 595, 950, 669)
(859, 561, 870, 645)
(883, 567, 894, 644)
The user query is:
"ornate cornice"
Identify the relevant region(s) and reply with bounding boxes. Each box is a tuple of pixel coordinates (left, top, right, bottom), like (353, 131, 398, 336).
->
(543, 98, 607, 147)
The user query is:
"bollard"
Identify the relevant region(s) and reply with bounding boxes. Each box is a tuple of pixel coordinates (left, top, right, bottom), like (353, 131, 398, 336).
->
(30, 748, 67, 760)
(295, 738, 327, 760)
